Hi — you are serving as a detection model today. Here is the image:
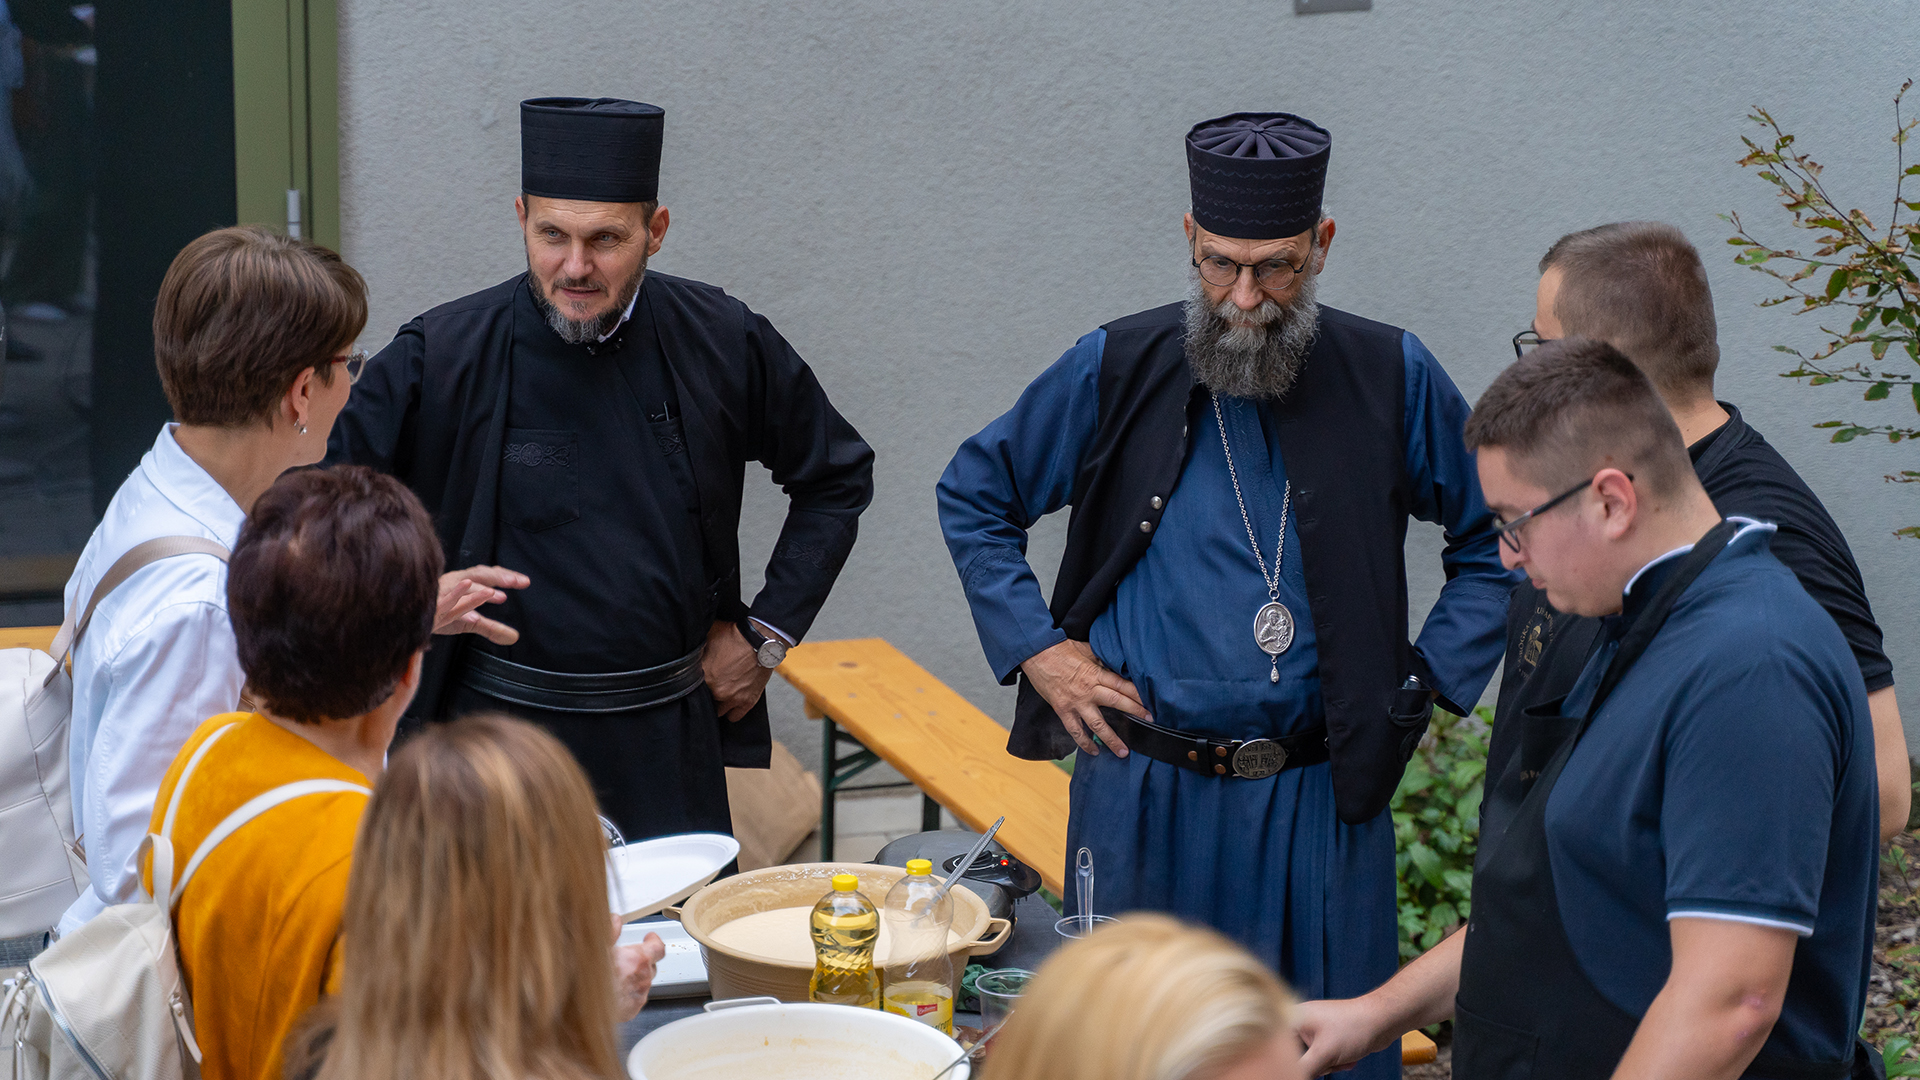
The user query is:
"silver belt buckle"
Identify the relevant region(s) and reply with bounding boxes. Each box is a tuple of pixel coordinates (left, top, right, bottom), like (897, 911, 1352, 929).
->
(1231, 738, 1286, 779)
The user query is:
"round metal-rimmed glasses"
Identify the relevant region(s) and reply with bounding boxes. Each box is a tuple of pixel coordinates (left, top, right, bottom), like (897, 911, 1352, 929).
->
(1192, 251, 1309, 291)
(1512, 329, 1549, 359)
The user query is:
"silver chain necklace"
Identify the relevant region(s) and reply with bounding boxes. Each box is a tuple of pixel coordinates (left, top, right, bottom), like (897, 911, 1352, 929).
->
(1212, 392, 1295, 683)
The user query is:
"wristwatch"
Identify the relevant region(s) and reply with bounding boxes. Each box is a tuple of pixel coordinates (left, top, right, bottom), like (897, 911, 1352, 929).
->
(737, 617, 788, 669)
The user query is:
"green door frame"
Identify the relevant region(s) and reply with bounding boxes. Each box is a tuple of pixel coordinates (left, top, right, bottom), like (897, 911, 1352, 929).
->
(231, 0, 339, 250)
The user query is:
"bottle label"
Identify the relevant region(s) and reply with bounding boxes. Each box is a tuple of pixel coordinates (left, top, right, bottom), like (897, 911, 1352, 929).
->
(882, 983, 954, 1035)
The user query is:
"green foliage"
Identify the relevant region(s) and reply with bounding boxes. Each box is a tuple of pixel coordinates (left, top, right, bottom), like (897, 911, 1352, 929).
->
(1726, 80, 1920, 536)
(1890, 836, 1916, 893)
(1886, 1032, 1920, 1078)
(1391, 706, 1488, 961)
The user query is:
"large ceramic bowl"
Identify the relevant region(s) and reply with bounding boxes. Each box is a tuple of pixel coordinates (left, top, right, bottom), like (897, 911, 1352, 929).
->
(628, 998, 970, 1080)
(664, 862, 1010, 1003)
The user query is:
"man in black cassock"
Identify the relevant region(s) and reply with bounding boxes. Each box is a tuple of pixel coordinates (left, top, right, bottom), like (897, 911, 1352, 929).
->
(327, 98, 874, 839)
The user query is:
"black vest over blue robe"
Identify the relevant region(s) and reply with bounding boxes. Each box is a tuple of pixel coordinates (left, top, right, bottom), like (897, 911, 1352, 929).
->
(1012, 302, 1425, 824)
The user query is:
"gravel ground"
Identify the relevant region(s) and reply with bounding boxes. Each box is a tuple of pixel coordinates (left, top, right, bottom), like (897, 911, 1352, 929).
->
(1390, 827, 1920, 1079)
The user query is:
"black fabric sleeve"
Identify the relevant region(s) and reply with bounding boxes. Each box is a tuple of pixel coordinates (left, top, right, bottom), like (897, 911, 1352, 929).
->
(739, 311, 875, 643)
(324, 320, 425, 479)
(1703, 459, 1893, 691)
(1757, 517, 1893, 691)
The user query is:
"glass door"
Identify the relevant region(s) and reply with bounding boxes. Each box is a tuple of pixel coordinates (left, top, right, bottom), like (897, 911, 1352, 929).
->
(0, 1, 98, 624)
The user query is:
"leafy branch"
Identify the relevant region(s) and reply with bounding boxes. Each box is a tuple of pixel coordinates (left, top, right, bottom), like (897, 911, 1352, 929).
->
(1724, 80, 1920, 537)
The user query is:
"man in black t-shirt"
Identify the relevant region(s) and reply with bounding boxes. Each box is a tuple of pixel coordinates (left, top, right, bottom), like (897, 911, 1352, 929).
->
(1490, 221, 1908, 851)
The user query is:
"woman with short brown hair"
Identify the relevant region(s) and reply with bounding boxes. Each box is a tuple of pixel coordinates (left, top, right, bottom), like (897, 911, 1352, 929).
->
(57, 225, 370, 937)
(146, 464, 443, 1080)
(296, 714, 661, 1080)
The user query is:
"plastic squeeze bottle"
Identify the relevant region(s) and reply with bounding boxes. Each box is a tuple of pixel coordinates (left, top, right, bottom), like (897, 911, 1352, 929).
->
(809, 873, 880, 1007)
(880, 859, 957, 1034)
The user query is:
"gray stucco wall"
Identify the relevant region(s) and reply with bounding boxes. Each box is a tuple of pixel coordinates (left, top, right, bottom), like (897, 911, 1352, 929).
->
(337, 0, 1920, 769)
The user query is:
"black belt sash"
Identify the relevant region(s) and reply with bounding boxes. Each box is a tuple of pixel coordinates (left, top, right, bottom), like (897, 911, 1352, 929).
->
(1102, 710, 1329, 779)
(460, 644, 706, 715)
(1454, 521, 1862, 1080)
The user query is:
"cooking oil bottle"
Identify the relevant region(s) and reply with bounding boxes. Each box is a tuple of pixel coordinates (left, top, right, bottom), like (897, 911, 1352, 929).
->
(809, 873, 880, 1007)
(880, 859, 956, 1034)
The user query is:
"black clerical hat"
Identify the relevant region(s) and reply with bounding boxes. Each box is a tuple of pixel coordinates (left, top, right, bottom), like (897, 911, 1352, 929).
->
(521, 97, 665, 203)
(1186, 113, 1330, 240)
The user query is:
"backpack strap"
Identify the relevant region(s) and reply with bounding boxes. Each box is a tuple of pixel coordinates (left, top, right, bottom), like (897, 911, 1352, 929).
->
(145, 722, 372, 910)
(172, 779, 372, 905)
(149, 722, 242, 910)
(45, 536, 232, 688)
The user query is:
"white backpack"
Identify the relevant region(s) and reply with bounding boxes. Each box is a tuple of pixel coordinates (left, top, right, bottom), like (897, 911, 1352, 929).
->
(0, 721, 371, 1080)
(0, 536, 231, 958)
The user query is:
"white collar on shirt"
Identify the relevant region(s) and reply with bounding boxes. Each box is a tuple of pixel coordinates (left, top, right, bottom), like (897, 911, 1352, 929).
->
(144, 425, 248, 547)
(598, 285, 641, 343)
(1621, 516, 1774, 598)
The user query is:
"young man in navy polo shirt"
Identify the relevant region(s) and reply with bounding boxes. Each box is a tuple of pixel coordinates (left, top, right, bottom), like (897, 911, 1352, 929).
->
(1294, 339, 1878, 1080)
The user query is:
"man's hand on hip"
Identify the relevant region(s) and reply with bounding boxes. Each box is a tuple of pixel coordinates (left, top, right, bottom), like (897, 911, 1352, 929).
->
(1020, 639, 1147, 756)
(434, 565, 528, 645)
(705, 620, 775, 723)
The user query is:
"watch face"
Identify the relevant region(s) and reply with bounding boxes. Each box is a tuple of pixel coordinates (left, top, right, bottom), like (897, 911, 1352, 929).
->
(757, 640, 788, 668)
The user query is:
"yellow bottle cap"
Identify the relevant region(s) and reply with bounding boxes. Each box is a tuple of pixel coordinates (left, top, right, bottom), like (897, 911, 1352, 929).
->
(832, 873, 859, 892)
(905, 858, 933, 876)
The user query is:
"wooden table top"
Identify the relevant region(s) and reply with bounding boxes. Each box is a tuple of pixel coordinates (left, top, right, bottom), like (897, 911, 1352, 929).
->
(777, 638, 1071, 895)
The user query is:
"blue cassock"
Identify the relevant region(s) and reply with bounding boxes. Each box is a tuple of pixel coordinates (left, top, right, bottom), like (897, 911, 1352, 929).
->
(940, 327, 1514, 1073)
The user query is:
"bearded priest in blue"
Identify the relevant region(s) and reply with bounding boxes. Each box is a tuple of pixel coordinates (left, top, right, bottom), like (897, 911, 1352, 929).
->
(329, 98, 874, 843)
(938, 113, 1516, 1077)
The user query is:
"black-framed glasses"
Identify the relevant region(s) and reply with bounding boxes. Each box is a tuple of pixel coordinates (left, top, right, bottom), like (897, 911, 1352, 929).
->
(334, 346, 370, 385)
(1492, 474, 1623, 554)
(1512, 328, 1549, 359)
(1192, 250, 1308, 291)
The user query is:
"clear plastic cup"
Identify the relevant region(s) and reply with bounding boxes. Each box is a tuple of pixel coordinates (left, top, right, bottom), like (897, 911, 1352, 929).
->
(1053, 914, 1119, 940)
(973, 968, 1034, 1051)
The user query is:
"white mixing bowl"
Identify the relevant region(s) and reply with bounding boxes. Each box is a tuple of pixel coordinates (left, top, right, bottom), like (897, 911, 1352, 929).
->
(628, 998, 970, 1080)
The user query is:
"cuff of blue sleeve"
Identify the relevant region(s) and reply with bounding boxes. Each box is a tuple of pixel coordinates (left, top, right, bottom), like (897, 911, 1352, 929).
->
(1666, 900, 1815, 937)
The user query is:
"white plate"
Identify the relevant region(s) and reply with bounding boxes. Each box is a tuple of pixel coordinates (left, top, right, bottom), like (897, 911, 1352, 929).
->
(619, 919, 708, 999)
(608, 832, 740, 922)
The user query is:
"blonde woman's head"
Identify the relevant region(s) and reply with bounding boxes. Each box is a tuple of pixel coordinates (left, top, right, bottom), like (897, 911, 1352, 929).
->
(313, 714, 619, 1080)
(981, 914, 1301, 1080)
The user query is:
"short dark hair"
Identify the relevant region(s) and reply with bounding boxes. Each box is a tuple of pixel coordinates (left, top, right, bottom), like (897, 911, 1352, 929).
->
(1465, 337, 1693, 500)
(154, 225, 369, 427)
(229, 466, 443, 723)
(1539, 222, 1719, 401)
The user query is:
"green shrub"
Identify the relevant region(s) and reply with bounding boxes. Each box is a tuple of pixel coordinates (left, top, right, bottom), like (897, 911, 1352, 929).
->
(1391, 707, 1489, 961)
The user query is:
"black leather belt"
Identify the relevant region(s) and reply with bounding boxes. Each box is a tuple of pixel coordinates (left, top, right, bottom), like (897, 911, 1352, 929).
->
(461, 645, 706, 714)
(1103, 709, 1330, 779)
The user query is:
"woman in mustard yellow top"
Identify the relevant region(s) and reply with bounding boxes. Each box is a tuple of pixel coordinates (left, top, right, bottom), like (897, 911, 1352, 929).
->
(145, 465, 442, 1080)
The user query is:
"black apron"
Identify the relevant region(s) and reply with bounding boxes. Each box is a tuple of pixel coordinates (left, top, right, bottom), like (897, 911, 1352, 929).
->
(1454, 521, 1873, 1080)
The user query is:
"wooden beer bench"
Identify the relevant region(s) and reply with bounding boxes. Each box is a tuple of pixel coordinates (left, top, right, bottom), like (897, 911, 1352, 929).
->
(0, 626, 59, 652)
(774, 638, 1071, 895)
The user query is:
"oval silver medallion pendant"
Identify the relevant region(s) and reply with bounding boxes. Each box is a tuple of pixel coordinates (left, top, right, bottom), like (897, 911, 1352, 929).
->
(1254, 601, 1295, 656)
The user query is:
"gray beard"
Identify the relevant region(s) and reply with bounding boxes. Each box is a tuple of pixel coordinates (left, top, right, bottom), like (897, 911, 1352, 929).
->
(1181, 266, 1320, 400)
(528, 253, 648, 345)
